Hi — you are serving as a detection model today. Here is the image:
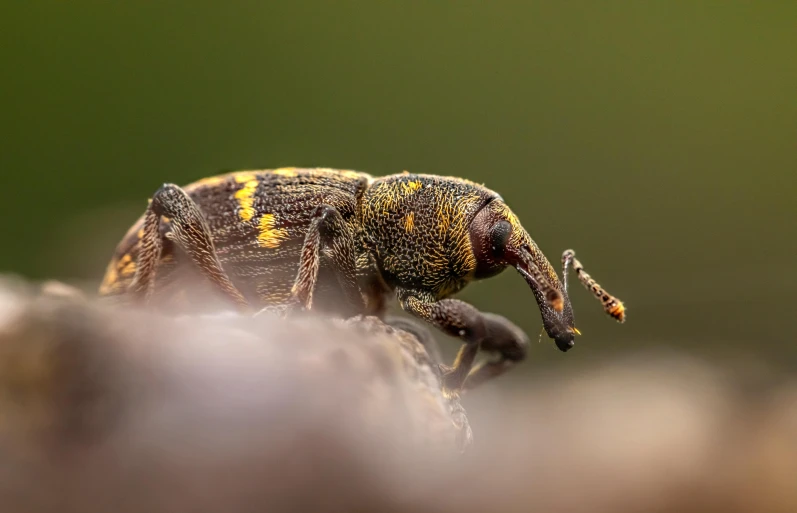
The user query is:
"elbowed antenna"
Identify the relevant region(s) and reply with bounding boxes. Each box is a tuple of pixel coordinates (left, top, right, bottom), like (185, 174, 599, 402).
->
(562, 249, 626, 323)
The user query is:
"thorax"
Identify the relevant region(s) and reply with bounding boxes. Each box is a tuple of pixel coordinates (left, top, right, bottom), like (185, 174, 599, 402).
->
(360, 173, 497, 297)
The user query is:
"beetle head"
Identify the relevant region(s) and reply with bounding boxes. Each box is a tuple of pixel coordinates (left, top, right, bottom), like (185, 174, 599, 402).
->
(470, 199, 577, 351)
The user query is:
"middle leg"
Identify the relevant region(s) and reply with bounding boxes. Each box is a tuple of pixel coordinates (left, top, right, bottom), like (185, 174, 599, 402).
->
(290, 204, 364, 313)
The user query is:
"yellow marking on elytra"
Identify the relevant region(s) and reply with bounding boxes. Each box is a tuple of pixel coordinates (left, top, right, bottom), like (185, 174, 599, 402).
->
(339, 170, 363, 180)
(120, 260, 137, 276)
(403, 212, 415, 232)
(101, 253, 137, 287)
(99, 260, 119, 294)
(257, 213, 289, 248)
(234, 174, 259, 222)
(272, 168, 297, 177)
(137, 228, 145, 239)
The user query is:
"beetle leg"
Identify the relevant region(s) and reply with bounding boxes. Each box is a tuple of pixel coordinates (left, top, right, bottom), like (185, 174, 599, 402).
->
(397, 292, 530, 392)
(290, 204, 364, 312)
(131, 183, 249, 311)
(397, 291, 487, 393)
(461, 313, 528, 391)
(128, 208, 162, 302)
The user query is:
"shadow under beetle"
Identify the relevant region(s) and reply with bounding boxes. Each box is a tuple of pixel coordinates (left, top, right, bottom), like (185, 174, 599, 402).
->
(100, 168, 625, 393)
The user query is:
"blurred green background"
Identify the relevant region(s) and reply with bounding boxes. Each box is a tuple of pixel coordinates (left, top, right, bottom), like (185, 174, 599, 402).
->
(1, 1, 795, 368)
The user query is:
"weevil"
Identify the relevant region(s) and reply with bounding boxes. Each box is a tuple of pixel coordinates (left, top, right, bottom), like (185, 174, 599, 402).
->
(100, 168, 625, 392)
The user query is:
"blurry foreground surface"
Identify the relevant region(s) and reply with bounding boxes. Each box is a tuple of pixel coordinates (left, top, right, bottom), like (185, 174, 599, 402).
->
(1, 277, 796, 513)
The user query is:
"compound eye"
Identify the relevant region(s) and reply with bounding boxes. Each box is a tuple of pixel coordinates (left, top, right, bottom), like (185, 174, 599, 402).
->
(489, 220, 512, 257)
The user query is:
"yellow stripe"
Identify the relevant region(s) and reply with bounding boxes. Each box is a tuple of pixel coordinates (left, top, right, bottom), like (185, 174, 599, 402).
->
(234, 174, 259, 222)
(272, 168, 297, 177)
(257, 213, 289, 248)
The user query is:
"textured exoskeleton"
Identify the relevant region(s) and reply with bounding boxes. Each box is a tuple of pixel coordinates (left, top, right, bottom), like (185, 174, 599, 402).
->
(100, 168, 625, 392)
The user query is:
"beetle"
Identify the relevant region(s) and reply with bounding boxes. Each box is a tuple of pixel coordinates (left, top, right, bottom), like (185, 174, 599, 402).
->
(99, 168, 625, 392)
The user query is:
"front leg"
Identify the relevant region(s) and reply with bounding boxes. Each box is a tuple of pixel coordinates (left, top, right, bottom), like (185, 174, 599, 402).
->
(398, 290, 528, 393)
(290, 204, 364, 313)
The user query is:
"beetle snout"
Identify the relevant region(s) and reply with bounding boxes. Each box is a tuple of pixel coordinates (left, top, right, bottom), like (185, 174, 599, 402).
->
(542, 318, 576, 352)
(554, 334, 575, 352)
(539, 304, 577, 352)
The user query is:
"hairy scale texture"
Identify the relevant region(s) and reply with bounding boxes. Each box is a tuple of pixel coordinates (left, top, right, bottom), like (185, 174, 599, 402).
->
(100, 168, 505, 315)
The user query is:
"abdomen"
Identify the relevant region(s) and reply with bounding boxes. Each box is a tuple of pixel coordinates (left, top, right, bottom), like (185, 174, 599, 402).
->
(99, 168, 370, 311)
